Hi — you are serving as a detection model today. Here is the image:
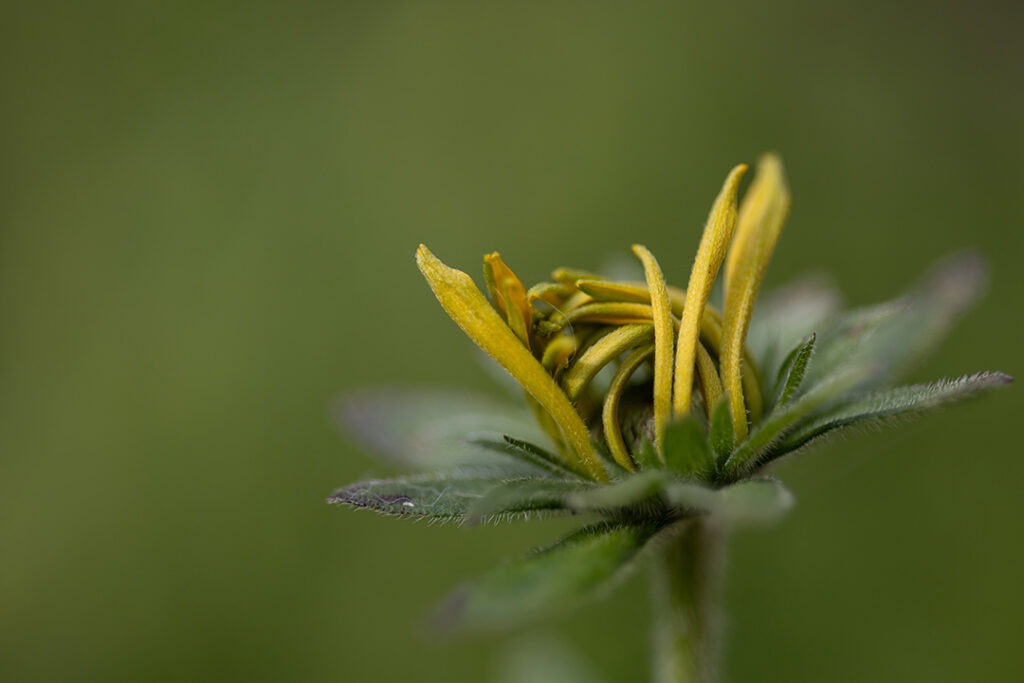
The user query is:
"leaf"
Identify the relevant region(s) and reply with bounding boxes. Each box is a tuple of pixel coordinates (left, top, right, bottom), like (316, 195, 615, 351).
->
(468, 434, 590, 480)
(336, 388, 550, 474)
(568, 470, 671, 513)
(466, 478, 594, 523)
(663, 478, 794, 526)
(328, 473, 552, 521)
(770, 371, 1013, 458)
(662, 417, 715, 480)
(722, 370, 860, 479)
(805, 253, 988, 391)
(432, 522, 662, 632)
(773, 333, 816, 406)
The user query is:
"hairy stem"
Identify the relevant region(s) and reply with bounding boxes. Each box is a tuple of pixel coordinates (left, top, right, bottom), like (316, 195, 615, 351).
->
(651, 519, 725, 683)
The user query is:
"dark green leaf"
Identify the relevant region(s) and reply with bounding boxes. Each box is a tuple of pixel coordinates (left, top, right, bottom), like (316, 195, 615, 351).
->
(774, 333, 816, 406)
(328, 473, 544, 520)
(468, 434, 590, 480)
(433, 522, 662, 632)
(662, 417, 715, 480)
(337, 389, 549, 473)
(771, 371, 1013, 458)
(466, 478, 594, 523)
(709, 398, 734, 464)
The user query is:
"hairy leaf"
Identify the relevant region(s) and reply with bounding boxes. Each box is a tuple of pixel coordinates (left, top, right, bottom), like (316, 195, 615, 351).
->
(568, 470, 671, 513)
(774, 333, 816, 406)
(469, 434, 591, 480)
(709, 398, 734, 464)
(337, 389, 549, 473)
(467, 478, 594, 523)
(328, 473, 547, 520)
(433, 522, 662, 632)
(662, 417, 715, 480)
(771, 371, 1013, 458)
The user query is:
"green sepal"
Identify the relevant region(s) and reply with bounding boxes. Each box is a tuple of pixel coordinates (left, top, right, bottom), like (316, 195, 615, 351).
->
(773, 333, 816, 406)
(662, 417, 715, 480)
(469, 434, 591, 480)
(432, 522, 663, 633)
(770, 371, 1013, 459)
(722, 370, 859, 480)
(328, 473, 553, 521)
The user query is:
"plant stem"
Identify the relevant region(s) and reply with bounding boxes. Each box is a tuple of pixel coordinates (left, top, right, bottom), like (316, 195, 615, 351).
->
(651, 518, 725, 683)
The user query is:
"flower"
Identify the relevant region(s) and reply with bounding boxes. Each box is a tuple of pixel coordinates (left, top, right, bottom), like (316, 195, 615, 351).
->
(330, 154, 1010, 633)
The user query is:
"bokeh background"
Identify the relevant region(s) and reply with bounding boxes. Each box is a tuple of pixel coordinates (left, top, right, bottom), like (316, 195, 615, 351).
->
(2, 1, 1022, 681)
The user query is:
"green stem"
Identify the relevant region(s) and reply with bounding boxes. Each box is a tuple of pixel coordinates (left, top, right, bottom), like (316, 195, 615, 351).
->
(651, 519, 725, 683)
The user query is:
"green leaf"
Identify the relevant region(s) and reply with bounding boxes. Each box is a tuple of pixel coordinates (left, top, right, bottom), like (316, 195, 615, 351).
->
(805, 254, 988, 390)
(328, 473, 549, 520)
(466, 478, 594, 523)
(770, 371, 1013, 458)
(722, 370, 860, 479)
(773, 333, 816, 406)
(662, 417, 715, 480)
(337, 389, 549, 473)
(568, 470, 671, 513)
(468, 434, 591, 480)
(663, 478, 794, 526)
(708, 398, 734, 464)
(432, 522, 662, 632)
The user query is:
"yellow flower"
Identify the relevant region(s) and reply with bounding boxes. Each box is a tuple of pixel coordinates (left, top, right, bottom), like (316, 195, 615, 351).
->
(417, 154, 791, 481)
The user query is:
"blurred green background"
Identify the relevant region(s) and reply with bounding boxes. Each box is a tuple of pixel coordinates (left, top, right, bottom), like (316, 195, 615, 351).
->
(2, 1, 1022, 681)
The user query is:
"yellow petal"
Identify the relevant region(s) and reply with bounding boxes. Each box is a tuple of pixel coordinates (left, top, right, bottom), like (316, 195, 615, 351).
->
(602, 345, 653, 472)
(416, 245, 607, 481)
(483, 253, 533, 350)
(563, 323, 655, 401)
(631, 245, 675, 454)
(720, 154, 790, 440)
(673, 163, 748, 417)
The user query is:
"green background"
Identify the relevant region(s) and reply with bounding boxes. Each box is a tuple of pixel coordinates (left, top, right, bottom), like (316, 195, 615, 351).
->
(2, 1, 1021, 681)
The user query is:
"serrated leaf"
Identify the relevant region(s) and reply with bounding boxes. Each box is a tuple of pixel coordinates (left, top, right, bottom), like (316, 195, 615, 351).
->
(337, 389, 549, 473)
(770, 371, 1013, 458)
(805, 253, 987, 391)
(662, 479, 793, 526)
(328, 473, 546, 520)
(774, 333, 816, 406)
(433, 522, 662, 632)
(662, 417, 715, 480)
(709, 398, 734, 463)
(466, 478, 594, 523)
(469, 434, 591, 480)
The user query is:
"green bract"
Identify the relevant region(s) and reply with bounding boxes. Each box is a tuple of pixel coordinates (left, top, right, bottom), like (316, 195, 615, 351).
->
(329, 156, 1010, 636)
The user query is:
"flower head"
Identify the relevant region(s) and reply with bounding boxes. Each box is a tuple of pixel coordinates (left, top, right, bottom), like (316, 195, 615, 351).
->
(331, 154, 1011, 633)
